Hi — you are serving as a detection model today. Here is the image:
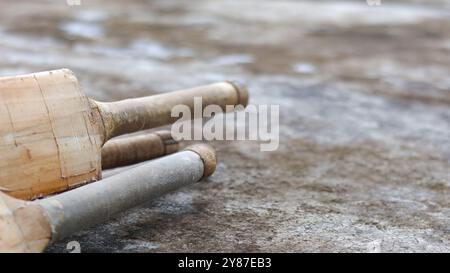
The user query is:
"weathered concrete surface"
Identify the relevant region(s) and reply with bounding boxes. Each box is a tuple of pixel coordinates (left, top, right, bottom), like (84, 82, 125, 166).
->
(0, 0, 448, 252)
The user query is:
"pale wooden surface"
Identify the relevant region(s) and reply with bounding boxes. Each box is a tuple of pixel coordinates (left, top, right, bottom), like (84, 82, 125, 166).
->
(0, 191, 51, 253)
(0, 70, 102, 200)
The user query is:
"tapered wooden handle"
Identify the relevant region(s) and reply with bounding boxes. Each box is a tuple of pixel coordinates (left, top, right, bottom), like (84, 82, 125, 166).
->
(38, 144, 216, 243)
(96, 82, 248, 141)
(101, 131, 179, 170)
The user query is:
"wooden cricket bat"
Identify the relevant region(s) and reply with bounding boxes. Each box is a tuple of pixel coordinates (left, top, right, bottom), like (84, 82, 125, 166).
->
(0, 69, 248, 200)
(0, 144, 216, 253)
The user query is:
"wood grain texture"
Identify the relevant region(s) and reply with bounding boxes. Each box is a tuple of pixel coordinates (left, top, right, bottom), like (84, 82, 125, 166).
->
(96, 81, 248, 140)
(0, 191, 51, 253)
(0, 69, 103, 200)
(0, 69, 247, 200)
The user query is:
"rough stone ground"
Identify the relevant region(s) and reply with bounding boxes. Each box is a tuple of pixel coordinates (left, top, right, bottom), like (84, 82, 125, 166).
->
(0, 0, 448, 252)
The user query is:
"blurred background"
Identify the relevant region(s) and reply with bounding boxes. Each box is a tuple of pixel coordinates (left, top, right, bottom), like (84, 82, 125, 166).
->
(1, 0, 449, 252)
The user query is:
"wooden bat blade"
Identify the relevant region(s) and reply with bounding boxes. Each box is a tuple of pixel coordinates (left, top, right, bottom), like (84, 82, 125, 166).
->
(0, 191, 51, 253)
(0, 69, 103, 200)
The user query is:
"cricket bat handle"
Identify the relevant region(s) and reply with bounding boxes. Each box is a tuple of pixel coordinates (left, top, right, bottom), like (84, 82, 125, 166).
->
(101, 131, 179, 170)
(38, 144, 216, 243)
(96, 82, 249, 141)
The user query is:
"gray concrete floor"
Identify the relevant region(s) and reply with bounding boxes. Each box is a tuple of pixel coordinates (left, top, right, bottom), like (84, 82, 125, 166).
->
(0, 0, 449, 252)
